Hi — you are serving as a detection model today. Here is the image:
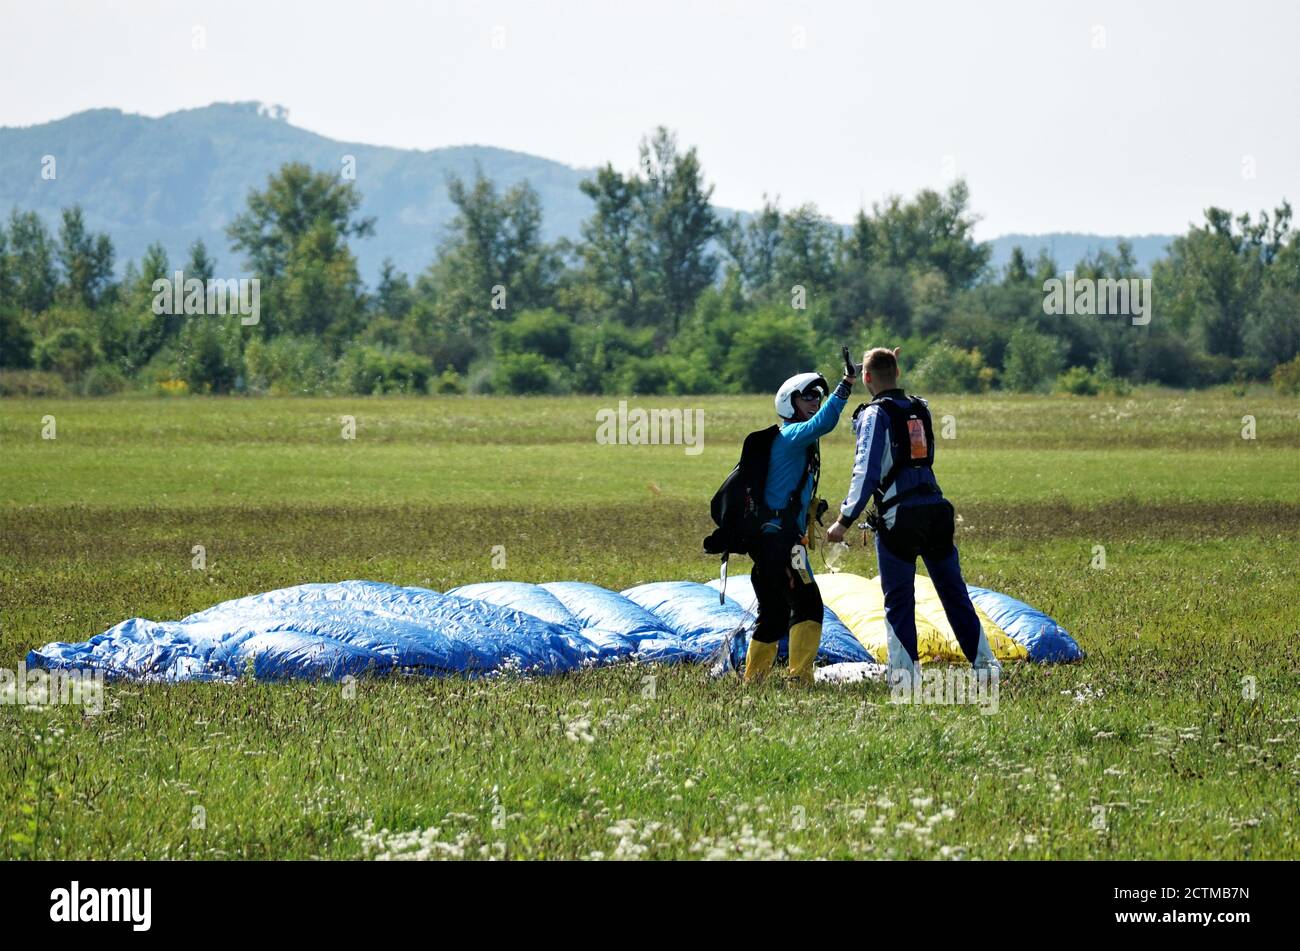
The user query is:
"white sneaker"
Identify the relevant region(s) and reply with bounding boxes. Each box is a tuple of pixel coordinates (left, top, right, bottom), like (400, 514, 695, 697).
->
(972, 628, 1003, 673)
(886, 622, 922, 697)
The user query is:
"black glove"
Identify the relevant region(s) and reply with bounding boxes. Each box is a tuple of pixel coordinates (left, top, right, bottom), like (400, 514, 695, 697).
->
(841, 346, 860, 378)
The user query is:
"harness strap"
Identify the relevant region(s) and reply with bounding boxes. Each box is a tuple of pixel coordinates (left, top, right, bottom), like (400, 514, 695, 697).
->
(870, 395, 934, 513)
(870, 397, 906, 510)
(876, 483, 938, 513)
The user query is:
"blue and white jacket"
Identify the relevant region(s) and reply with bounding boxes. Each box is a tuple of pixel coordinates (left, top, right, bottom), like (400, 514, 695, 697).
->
(761, 380, 851, 536)
(840, 389, 943, 530)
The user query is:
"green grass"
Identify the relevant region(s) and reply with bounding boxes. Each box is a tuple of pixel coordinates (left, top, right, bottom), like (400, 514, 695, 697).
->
(1, 390, 1298, 859)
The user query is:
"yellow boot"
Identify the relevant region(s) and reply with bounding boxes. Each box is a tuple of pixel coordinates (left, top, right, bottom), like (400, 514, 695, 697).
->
(744, 638, 779, 684)
(787, 620, 822, 686)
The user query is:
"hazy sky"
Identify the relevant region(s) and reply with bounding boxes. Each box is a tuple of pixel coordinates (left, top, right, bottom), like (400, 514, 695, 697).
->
(3, 0, 1297, 237)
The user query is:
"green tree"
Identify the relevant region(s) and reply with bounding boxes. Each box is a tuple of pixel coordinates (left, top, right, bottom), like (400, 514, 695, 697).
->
(1002, 324, 1065, 392)
(570, 320, 657, 393)
(1004, 247, 1032, 285)
(636, 127, 720, 336)
(910, 342, 991, 394)
(374, 258, 413, 319)
(0, 310, 35, 368)
(494, 309, 574, 365)
(0, 222, 36, 367)
(185, 238, 216, 283)
(176, 318, 243, 394)
(1244, 222, 1300, 367)
(243, 335, 334, 394)
(0, 221, 11, 302)
(337, 345, 433, 395)
(773, 203, 838, 300)
(578, 165, 646, 324)
(227, 162, 374, 346)
(7, 209, 58, 313)
(491, 351, 566, 395)
(435, 170, 553, 317)
(56, 207, 115, 309)
(1272, 354, 1300, 394)
(725, 308, 817, 393)
(35, 326, 101, 380)
(720, 199, 782, 299)
(1155, 204, 1291, 360)
(129, 242, 177, 364)
(844, 209, 875, 268)
(277, 218, 369, 349)
(871, 181, 990, 289)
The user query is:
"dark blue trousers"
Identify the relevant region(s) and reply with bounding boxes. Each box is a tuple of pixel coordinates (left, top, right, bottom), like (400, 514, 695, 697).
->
(874, 501, 982, 664)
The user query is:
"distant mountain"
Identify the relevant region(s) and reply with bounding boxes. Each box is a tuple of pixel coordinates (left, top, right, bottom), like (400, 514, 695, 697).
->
(985, 233, 1176, 276)
(0, 103, 1178, 285)
(0, 102, 607, 283)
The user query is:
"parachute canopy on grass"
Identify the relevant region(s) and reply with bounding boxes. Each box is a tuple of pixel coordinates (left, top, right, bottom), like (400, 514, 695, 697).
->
(27, 575, 1081, 683)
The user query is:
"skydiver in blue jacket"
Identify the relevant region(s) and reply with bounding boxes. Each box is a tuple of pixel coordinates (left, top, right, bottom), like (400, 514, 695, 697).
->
(744, 368, 855, 686)
(826, 347, 999, 685)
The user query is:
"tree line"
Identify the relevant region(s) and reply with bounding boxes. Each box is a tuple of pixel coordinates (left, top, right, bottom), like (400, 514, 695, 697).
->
(2, 126, 1299, 397)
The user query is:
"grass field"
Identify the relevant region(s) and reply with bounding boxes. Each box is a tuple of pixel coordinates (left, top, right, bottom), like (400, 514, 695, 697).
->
(2, 390, 1298, 859)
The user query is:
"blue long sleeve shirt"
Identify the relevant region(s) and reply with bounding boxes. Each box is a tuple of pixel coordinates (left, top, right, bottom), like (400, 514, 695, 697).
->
(761, 381, 851, 535)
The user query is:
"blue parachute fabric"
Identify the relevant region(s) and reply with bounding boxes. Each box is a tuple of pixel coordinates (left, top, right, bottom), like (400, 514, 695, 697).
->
(29, 617, 229, 682)
(619, 581, 748, 661)
(199, 582, 595, 676)
(706, 575, 874, 664)
(448, 580, 639, 664)
(28, 577, 1076, 683)
(538, 582, 687, 663)
(28, 582, 593, 682)
(966, 586, 1085, 662)
(446, 581, 576, 628)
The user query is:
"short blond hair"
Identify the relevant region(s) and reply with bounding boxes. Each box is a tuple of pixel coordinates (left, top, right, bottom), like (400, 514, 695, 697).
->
(862, 347, 899, 383)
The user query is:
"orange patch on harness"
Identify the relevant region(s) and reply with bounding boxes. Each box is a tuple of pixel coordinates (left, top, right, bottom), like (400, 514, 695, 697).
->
(907, 418, 928, 459)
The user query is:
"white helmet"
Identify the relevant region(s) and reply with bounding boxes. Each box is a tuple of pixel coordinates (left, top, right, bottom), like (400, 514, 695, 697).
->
(775, 372, 829, 420)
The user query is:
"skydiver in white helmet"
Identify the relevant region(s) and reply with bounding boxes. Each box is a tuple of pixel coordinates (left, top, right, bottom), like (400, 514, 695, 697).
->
(744, 364, 855, 685)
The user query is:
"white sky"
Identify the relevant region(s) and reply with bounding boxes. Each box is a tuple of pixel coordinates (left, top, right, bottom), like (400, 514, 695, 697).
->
(2, 0, 1297, 237)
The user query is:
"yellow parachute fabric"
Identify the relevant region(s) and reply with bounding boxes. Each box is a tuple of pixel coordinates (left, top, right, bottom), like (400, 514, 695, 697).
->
(815, 572, 1029, 664)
